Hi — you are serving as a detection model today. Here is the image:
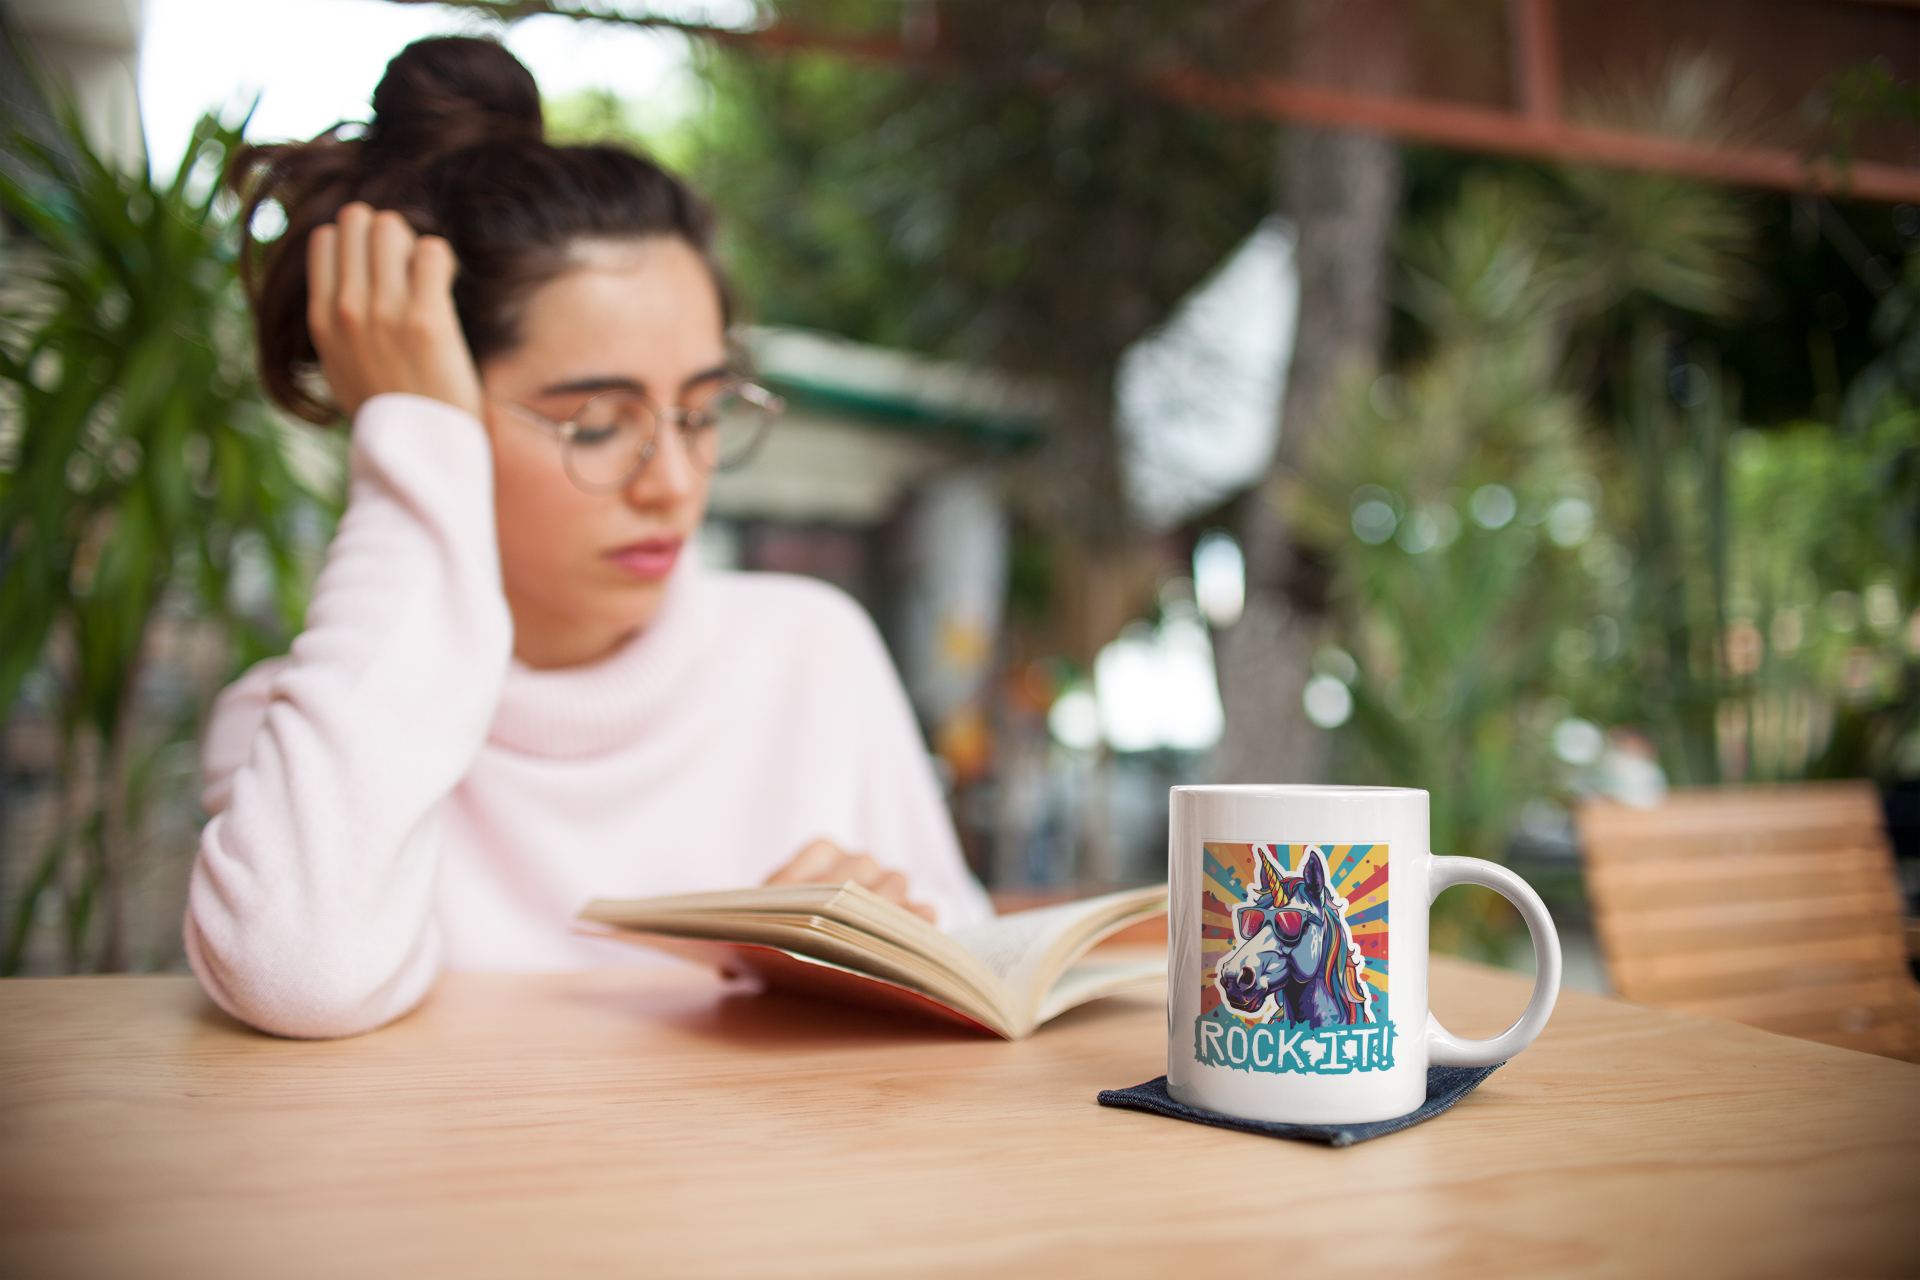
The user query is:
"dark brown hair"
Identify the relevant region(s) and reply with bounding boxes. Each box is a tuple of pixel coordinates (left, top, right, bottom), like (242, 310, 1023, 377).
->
(230, 36, 728, 424)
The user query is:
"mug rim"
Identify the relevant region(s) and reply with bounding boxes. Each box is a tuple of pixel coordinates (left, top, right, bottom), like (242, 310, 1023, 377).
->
(1170, 784, 1427, 797)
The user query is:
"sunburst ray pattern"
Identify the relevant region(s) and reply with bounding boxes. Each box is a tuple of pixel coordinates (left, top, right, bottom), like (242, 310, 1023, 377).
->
(1200, 842, 1390, 1023)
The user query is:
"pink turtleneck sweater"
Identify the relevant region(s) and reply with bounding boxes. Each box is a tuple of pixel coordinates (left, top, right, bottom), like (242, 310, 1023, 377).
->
(185, 394, 992, 1039)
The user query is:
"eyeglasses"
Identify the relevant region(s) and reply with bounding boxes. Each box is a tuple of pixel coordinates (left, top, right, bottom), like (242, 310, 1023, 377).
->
(1232, 904, 1309, 940)
(500, 380, 784, 493)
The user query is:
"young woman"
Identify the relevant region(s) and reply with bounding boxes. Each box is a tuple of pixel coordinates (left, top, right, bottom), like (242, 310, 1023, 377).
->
(188, 36, 991, 1039)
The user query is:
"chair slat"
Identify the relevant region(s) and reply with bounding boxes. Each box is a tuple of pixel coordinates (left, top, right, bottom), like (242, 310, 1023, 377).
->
(1577, 782, 1881, 842)
(1611, 931, 1906, 992)
(1594, 886, 1903, 939)
(1624, 958, 1905, 1007)
(1595, 914, 1900, 962)
(1586, 845, 1890, 891)
(1578, 825, 1888, 861)
(1591, 863, 1894, 911)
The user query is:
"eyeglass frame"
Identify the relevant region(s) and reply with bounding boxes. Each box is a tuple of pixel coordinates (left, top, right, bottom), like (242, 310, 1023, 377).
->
(496, 377, 784, 493)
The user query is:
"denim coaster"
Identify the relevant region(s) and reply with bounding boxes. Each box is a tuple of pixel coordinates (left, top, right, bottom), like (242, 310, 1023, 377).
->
(1097, 1063, 1504, 1148)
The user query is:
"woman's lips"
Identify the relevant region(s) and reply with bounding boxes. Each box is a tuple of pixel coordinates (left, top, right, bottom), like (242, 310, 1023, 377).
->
(605, 537, 683, 580)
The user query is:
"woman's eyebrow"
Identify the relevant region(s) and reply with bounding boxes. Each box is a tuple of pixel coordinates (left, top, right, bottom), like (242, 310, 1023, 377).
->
(680, 364, 731, 391)
(535, 366, 732, 398)
(536, 375, 645, 397)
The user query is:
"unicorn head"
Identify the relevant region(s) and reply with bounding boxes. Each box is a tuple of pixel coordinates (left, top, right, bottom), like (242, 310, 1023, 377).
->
(1215, 845, 1373, 1027)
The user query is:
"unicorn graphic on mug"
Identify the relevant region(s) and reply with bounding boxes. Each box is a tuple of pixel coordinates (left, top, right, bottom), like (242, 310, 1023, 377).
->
(1215, 844, 1374, 1027)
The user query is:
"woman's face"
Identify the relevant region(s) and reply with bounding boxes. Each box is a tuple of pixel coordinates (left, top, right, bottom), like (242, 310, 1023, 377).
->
(480, 237, 726, 670)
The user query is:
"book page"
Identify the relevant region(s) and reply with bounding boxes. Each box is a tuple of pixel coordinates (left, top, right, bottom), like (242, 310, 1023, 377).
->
(949, 895, 1135, 993)
(582, 884, 852, 921)
(587, 890, 1021, 1028)
(583, 929, 1014, 1037)
(583, 912, 1008, 1029)
(582, 881, 1164, 1037)
(1033, 954, 1167, 1025)
(585, 883, 1010, 1014)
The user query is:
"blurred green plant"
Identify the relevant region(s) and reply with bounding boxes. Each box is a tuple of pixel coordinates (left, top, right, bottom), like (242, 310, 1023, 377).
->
(1294, 101, 1778, 954)
(1824, 60, 1920, 179)
(1290, 176, 1600, 956)
(1556, 173, 1918, 791)
(0, 96, 336, 973)
(1559, 171, 1753, 788)
(543, 86, 696, 170)
(1845, 245, 1920, 432)
(1713, 410, 1920, 783)
(1563, 372, 1920, 788)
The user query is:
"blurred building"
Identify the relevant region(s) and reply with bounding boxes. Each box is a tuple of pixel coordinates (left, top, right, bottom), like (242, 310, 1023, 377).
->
(1, 1, 144, 171)
(712, 325, 1043, 704)
(702, 327, 1047, 877)
(708, 324, 1041, 610)
(720, 325, 1258, 892)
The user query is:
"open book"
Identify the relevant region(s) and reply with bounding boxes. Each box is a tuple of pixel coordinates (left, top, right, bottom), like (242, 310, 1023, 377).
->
(577, 882, 1167, 1040)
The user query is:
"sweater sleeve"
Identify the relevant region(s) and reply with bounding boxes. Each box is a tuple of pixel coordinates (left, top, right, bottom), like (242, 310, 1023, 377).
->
(185, 394, 514, 1038)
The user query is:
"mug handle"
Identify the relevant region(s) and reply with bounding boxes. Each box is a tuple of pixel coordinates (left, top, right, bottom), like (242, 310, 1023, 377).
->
(1425, 856, 1563, 1067)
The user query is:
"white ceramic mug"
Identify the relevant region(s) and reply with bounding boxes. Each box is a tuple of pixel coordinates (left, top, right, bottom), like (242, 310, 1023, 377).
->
(1167, 785, 1561, 1124)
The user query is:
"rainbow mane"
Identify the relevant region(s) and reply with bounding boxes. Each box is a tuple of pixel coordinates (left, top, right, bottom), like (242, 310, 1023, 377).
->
(1321, 896, 1374, 1024)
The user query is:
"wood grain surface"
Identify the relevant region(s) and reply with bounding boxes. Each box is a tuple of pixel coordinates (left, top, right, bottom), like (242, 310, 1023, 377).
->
(2, 958, 1916, 1279)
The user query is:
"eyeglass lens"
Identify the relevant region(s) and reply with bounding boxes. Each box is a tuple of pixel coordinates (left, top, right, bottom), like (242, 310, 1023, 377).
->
(561, 388, 773, 490)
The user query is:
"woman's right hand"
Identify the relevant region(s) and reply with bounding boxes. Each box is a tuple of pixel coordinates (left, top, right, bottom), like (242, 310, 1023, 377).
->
(765, 839, 938, 924)
(306, 202, 484, 422)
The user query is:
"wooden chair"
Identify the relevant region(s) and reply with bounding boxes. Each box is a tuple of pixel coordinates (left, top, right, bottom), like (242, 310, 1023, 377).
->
(1577, 780, 1920, 1062)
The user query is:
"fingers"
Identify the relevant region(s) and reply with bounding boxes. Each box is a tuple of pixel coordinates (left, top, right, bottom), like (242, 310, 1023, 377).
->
(860, 866, 937, 924)
(305, 221, 338, 349)
(368, 209, 416, 331)
(302, 204, 481, 421)
(409, 235, 483, 419)
(763, 839, 938, 925)
(307, 203, 374, 417)
(765, 839, 845, 885)
(409, 235, 459, 323)
(332, 202, 372, 340)
(833, 852, 907, 907)
(846, 860, 936, 924)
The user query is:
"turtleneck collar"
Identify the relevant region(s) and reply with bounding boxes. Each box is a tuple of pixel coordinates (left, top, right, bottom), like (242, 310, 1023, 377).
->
(487, 560, 709, 758)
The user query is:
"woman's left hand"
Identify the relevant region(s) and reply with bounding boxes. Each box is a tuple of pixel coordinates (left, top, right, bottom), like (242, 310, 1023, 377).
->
(306, 202, 484, 421)
(765, 839, 937, 924)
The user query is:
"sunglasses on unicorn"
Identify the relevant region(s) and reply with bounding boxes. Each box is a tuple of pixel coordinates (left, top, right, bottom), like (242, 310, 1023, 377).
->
(1231, 903, 1313, 941)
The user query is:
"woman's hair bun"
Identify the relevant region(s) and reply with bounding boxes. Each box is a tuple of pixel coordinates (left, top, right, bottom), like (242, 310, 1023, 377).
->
(363, 35, 543, 166)
(233, 33, 727, 425)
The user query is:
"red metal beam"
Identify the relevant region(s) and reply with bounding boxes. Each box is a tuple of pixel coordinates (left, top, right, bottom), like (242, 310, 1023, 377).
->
(1153, 68, 1920, 204)
(1510, 0, 1561, 127)
(400, 1, 1920, 203)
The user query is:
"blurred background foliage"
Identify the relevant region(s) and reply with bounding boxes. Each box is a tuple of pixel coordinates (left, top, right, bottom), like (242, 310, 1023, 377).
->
(4, 0, 1917, 972)
(1716, 411, 1919, 783)
(1286, 173, 1601, 952)
(654, 26, 1920, 957)
(677, 0, 1276, 588)
(0, 95, 339, 973)
(1291, 148, 1919, 955)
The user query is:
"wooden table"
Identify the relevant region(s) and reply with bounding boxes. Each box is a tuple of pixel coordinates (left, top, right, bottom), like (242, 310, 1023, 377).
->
(2, 958, 1916, 1279)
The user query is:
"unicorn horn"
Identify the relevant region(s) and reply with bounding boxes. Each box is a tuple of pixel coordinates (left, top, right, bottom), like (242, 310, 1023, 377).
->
(1254, 845, 1287, 892)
